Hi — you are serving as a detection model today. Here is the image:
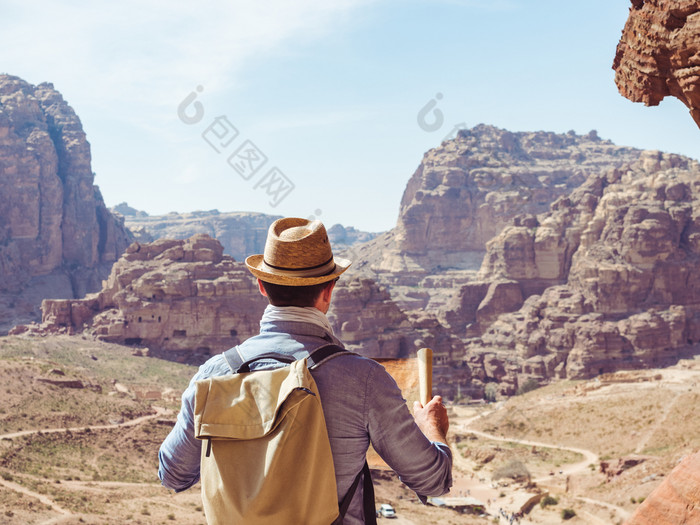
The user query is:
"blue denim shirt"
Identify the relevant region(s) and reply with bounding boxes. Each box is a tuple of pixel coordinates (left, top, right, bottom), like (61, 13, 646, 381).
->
(158, 320, 452, 524)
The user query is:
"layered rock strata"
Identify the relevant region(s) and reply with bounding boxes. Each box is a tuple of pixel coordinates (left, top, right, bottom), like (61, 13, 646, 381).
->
(0, 75, 132, 332)
(353, 125, 642, 278)
(25, 234, 471, 397)
(465, 150, 700, 394)
(31, 235, 266, 363)
(346, 125, 645, 326)
(613, 0, 700, 128)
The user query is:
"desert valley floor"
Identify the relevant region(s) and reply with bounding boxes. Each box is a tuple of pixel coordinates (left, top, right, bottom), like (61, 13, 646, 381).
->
(0, 335, 698, 524)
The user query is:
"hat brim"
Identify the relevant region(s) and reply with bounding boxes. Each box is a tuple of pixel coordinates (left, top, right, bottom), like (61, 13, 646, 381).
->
(245, 254, 351, 286)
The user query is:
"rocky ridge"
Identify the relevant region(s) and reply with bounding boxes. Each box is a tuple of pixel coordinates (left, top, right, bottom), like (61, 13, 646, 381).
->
(116, 205, 378, 262)
(614, 0, 700, 128)
(338, 125, 700, 396)
(346, 125, 644, 321)
(12, 115, 700, 399)
(352, 125, 641, 275)
(465, 149, 700, 394)
(24, 234, 267, 363)
(0, 75, 132, 333)
(24, 234, 464, 390)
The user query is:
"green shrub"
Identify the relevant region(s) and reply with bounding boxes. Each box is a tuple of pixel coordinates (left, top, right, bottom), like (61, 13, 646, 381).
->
(540, 495, 559, 508)
(561, 508, 576, 520)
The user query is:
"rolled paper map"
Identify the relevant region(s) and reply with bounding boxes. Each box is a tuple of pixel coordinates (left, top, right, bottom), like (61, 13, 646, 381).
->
(417, 347, 433, 407)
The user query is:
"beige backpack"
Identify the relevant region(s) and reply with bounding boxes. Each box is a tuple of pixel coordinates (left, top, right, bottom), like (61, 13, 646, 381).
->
(194, 344, 373, 525)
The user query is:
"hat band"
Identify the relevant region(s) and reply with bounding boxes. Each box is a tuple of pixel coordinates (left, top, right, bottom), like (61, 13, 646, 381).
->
(261, 256, 336, 278)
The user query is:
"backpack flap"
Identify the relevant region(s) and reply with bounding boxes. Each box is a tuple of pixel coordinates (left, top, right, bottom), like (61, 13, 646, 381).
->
(193, 358, 340, 525)
(194, 358, 312, 441)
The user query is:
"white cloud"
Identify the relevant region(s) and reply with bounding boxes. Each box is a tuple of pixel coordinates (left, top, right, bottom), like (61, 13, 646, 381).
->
(0, 0, 376, 124)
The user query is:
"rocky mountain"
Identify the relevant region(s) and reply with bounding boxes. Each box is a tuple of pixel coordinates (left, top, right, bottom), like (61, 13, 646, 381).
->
(116, 205, 378, 262)
(12, 112, 700, 400)
(341, 125, 700, 396)
(465, 149, 700, 394)
(614, 0, 700, 128)
(345, 124, 647, 332)
(20, 234, 266, 363)
(22, 234, 464, 394)
(351, 124, 642, 278)
(0, 75, 132, 333)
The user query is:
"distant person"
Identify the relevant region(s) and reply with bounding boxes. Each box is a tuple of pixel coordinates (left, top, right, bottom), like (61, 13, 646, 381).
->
(158, 217, 452, 524)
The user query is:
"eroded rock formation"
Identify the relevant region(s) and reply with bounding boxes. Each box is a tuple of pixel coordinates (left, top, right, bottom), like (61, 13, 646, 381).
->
(328, 277, 416, 359)
(28, 235, 265, 363)
(0, 75, 132, 332)
(613, 0, 700, 128)
(353, 124, 641, 278)
(466, 150, 700, 393)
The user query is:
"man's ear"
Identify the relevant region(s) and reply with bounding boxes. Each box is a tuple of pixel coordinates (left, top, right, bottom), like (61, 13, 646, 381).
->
(322, 279, 336, 302)
(257, 279, 268, 297)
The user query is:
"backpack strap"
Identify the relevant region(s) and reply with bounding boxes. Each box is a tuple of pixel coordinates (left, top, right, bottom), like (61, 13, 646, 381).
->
(333, 461, 376, 525)
(223, 344, 347, 374)
(362, 462, 377, 525)
(222, 346, 246, 373)
(306, 344, 346, 368)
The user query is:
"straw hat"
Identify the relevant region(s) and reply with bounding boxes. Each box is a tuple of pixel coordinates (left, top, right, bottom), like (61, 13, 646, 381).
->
(245, 217, 351, 286)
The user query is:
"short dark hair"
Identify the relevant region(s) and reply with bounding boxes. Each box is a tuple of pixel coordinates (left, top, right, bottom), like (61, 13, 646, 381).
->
(261, 279, 336, 307)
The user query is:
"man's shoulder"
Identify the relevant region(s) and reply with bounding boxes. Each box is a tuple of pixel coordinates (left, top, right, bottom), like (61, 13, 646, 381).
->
(195, 352, 233, 379)
(314, 350, 391, 379)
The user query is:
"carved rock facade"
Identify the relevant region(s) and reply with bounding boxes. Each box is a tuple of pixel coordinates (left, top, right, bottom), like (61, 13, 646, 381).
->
(34, 235, 266, 363)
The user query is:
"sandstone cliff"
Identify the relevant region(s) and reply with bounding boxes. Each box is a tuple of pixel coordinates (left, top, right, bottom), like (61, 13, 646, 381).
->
(20, 233, 470, 395)
(466, 150, 700, 394)
(345, 124, 647, 343)
(31, 234, 267, 363)
(0, 75, 132, 332)
(352, 124, 641, 278)
(14, 108, 700, 400)
(613, 0, 700, 128)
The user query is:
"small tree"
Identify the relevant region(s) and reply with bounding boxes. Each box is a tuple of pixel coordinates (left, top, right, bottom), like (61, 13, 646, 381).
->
(484, 383, 499, 402)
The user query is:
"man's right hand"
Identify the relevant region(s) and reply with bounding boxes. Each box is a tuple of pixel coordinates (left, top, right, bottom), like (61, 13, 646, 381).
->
(413, 395, 449, 444)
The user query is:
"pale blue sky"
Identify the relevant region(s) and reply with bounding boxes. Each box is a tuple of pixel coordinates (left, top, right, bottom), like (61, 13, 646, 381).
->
(1, 0, 698, 232)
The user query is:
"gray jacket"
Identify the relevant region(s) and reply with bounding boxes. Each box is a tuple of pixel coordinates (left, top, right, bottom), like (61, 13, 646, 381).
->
(158, 320, 453, 524)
